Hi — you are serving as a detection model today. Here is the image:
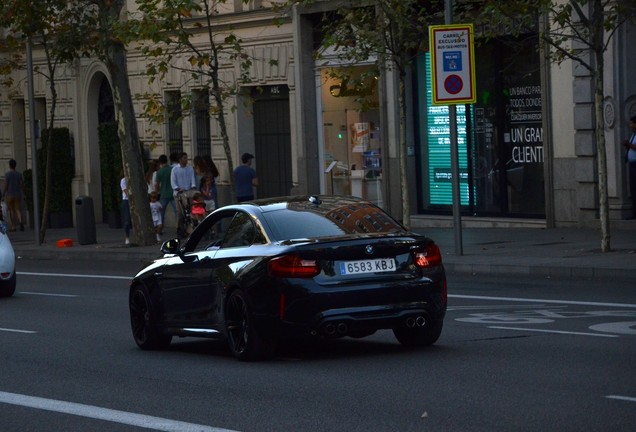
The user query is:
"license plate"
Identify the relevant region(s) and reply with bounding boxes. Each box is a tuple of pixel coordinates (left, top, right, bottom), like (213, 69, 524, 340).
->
(340, 258, 396, 275)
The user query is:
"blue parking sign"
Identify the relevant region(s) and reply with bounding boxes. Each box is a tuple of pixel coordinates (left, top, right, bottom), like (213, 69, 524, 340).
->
(443, 51, 462, 72)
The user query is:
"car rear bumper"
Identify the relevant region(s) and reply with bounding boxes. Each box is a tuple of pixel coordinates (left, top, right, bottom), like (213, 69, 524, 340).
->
(274, 300, 446, 339)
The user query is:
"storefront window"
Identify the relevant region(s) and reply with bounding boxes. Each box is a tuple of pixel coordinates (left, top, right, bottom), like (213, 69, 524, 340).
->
(320, 67, 383, 207)
(416, 35, 545, 217)
(423, 52, 471, 207)
(473, 37, 545, 216)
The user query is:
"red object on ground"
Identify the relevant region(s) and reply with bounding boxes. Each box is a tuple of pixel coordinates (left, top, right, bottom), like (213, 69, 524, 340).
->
(56, 238, 74, 248)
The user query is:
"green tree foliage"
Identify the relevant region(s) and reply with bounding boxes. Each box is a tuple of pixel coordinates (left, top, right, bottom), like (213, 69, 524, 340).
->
(73, 0, 157, 246)
(130, 0, 259, 196)
(473, 0, 636, 252)
(0, 0, 85, 242)
(1, 0, 157, 246)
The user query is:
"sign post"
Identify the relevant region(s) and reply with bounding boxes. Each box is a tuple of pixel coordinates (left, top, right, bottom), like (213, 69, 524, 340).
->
(429, 18, 475, 256)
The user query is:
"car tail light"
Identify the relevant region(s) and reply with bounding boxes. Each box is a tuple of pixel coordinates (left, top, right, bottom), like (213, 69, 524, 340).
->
(0, 272, 10, 279)
(268, 254, 320, 278)
(413, 243, 442, 268)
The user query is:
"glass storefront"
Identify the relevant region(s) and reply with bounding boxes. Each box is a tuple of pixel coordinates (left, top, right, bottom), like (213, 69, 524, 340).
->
(416, 35, 545, 217)
(320, 67, 384, 207)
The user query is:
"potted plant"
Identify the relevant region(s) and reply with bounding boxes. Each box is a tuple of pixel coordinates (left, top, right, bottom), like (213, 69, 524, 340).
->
(39, 127, 74, 228)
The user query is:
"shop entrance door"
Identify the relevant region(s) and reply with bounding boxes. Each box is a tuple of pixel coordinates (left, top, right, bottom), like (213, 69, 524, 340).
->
(253, 86, 292, 198)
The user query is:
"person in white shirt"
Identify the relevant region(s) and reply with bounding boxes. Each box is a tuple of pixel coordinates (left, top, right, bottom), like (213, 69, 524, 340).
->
(120, 171, 132, 245)
(149, 191, 163, 242)
(170, 152, 197, 236)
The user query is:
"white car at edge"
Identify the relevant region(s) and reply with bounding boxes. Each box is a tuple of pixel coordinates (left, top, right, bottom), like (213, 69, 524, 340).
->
(0, 221, 16, 297)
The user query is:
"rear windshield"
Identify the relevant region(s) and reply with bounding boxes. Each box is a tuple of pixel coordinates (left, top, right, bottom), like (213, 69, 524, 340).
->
(262, 205, 406, 241)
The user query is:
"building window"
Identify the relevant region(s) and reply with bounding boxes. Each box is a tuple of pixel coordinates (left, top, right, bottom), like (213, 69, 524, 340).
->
(193, 90, 211, 157)
(166, 91, 183, 153)
(235, 0, 262, 11)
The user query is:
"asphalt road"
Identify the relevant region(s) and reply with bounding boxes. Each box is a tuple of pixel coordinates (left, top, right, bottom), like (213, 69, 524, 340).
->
(0, 260, 634, 432)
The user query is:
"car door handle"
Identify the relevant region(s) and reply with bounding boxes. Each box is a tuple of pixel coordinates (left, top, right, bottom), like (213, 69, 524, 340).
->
(154, 272, 162, 277)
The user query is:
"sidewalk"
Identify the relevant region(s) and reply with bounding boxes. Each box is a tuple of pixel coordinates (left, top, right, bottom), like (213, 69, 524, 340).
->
(6, 222, 636, 279)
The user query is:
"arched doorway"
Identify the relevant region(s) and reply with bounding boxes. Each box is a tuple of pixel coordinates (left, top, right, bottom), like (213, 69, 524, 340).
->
(84, 71, 115, 223)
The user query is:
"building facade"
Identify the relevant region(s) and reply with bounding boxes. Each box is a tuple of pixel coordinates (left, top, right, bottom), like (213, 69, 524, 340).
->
(0, 0, 634, 229)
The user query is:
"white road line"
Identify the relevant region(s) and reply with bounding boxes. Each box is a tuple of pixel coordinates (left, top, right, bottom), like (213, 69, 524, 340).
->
(0, 328, 37, 334)
(0, 391, 239, 432)
(20, 292, 78, 298)
(18, 272, 130, 280)
(605, 395, 636, 403)
(447, 304, 553, 311)
(450, 294, 636, 309)
(488, 326, 618, 338)
(589, 321, 636, 335)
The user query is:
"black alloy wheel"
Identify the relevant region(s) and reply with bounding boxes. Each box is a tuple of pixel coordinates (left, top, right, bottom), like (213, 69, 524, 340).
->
(0, 273, 16, 298)
(225, 289, 275, 361)
(129, 285, 172, 350)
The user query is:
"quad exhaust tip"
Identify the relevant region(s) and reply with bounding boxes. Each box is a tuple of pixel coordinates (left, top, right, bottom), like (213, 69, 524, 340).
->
(321, 322, 349, 336)
(406, 316, 426, 328)
(321, 316, 425, 336)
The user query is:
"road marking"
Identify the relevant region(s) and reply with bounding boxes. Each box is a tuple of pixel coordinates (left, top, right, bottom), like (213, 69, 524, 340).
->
(589, 321, 636, 335)
(20, 292, 78, 298)
(0, 327, 37, 334)
(0, 391, 239, 432)
(18, 271, 130, 280)
(450, 294, 636, 309)
(488, 326, 618, 338)
(605, 395, 636, 403)
(448, 304, 553, 311)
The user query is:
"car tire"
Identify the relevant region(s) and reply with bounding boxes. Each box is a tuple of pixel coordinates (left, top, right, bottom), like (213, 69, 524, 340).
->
(0, 273, 16, 298)
(129, 284, 172, 350)
(225, 289, 276, 361)
(393, 318, 443, 347)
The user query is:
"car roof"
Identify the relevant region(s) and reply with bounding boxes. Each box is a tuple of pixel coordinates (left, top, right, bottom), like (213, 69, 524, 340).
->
(231, 195, 372, 214)
(219, 195, 408, 238)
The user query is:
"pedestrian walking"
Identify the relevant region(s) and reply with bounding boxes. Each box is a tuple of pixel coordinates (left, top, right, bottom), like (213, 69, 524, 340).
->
(623, 115, 636, 219)
(194, 154, 220, 208)
(200, 175, 216, 212)
(3, 159, 24, 231)
(233, 153, 258, 202)
(120, 170, 132, 245)
(155, 154, 176, 228)
(170, 152, 197, 237)
(149, 191, 163, 242)
(145, 159, 159, 194)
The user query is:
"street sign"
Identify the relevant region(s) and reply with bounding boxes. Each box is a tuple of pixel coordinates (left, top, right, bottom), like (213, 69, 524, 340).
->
(429, 24, 476, 105)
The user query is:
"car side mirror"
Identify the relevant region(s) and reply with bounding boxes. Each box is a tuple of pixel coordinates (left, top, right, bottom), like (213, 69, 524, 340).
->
(161, 238, 198, 263)
(161, 238, 181, 255)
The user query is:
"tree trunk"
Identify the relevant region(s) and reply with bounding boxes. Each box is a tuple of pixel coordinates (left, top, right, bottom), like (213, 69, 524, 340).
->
(106, 41, 156, 246)
(595, 51, 610, 252)
(208, 45, 236, 200)
(40, 52, 57, 244)
(398, 72, 410, 229)
(200, 0, 236, 201)
(592, 0, 610, 252)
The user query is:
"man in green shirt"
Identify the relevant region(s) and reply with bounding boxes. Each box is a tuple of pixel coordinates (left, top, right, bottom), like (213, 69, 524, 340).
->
(155, 154, 175, 232)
